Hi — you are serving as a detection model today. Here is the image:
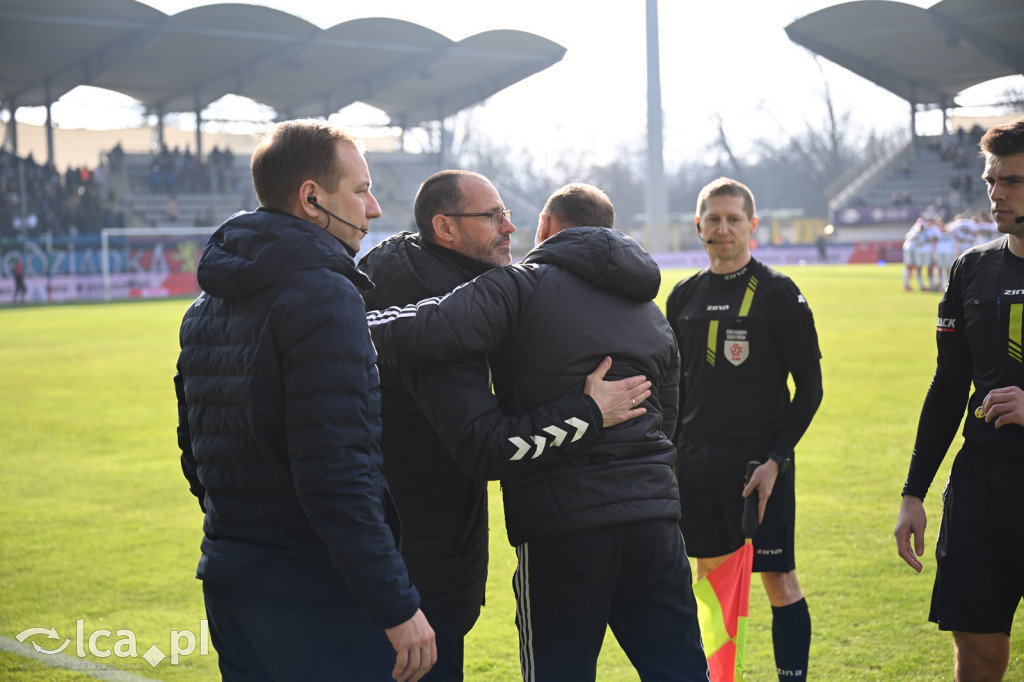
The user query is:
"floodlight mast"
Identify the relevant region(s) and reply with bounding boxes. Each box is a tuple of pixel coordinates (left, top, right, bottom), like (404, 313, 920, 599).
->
(645, 0, 668, 253)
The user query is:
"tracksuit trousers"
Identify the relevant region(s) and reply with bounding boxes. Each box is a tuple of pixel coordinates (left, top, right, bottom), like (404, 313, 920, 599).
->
(512, 519, 710, 682)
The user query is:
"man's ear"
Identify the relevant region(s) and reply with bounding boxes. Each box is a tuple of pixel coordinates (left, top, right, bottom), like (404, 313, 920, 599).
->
(298, 180, 320, 221)
(535, 213, 552, 245)
(432, 214, 456, 247)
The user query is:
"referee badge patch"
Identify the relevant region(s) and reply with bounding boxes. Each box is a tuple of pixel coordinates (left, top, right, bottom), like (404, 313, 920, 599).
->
(724, 328, 749, 366)
(725, 340, 749, 366)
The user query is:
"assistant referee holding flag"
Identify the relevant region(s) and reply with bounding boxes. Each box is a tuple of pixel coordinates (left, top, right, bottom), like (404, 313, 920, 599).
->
(666, 177, 823, 681)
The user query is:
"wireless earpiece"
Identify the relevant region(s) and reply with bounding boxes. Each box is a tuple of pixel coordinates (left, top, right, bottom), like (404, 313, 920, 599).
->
(306, 195, 368, 234)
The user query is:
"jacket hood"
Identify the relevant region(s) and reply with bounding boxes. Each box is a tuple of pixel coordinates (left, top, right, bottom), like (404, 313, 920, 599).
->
(197, 208, 371, 298)
(522, 227, 661, 302)
(358, 231, 486, 309)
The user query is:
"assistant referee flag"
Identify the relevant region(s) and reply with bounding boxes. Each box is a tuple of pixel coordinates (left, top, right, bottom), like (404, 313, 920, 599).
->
(694, 541, 753, 681)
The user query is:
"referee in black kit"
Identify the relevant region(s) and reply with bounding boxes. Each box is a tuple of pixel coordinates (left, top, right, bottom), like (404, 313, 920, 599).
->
(666, 177, 823, 681)
(895, 116, 1024, 682)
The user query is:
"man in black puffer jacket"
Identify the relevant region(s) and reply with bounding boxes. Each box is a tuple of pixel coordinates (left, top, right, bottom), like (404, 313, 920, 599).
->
(367, 184, 709, 682)
(175, 121, 435, 682)
(359, 171, 652, 681)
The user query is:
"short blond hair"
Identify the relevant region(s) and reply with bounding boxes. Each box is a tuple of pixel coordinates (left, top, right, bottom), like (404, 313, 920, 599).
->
(695, 177, 756, 220)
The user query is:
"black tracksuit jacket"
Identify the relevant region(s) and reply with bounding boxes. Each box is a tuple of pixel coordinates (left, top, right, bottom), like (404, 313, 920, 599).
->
(367, 227, 681, 546)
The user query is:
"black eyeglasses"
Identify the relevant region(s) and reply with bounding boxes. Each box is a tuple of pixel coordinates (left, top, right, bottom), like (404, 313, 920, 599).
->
(443, 208, 511, 226)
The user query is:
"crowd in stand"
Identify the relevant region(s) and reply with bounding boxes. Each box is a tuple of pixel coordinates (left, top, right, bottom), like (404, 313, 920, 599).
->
(0, 140, 248, 240)
(0, 123, 999, 247)
(146, 143, 241, 195)
(846, 128, 987, 212)
(923, 136, 976, 169)
(0, 147, 121, 240)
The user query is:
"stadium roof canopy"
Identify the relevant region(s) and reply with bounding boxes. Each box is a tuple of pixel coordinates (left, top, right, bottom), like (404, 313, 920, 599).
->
(0, 0, 566, 127)
(785, 0, 1023, 109)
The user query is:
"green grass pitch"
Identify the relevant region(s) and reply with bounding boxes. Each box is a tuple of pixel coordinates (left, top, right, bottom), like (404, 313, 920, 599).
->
(1, 264, 1022, 680)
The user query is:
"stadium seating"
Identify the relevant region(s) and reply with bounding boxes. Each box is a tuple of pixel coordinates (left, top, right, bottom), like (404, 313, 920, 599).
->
(835, 132, 987, 217)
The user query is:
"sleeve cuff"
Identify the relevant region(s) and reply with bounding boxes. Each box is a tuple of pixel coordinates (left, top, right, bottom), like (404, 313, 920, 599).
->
(767, 450, 792, 471)
(582, 394, 603, 433)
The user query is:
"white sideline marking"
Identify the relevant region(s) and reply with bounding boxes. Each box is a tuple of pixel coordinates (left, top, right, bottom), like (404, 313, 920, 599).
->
(0, 635, 159, 681)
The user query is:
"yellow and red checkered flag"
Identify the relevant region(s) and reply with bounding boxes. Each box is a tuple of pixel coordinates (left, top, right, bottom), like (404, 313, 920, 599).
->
(694, 541, 753, 681)
(694, 461, 759, 682)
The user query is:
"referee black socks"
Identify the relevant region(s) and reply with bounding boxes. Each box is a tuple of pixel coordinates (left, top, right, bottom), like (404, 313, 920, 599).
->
(772, 597, 811, 679)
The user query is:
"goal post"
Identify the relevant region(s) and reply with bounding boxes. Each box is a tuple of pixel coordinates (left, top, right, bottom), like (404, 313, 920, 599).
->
(100, 226, 218, 302)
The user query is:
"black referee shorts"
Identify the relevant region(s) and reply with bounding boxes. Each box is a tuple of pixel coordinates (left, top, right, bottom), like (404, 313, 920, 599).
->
(930, 442, 1024, 635)
(677, 437, 796, 573)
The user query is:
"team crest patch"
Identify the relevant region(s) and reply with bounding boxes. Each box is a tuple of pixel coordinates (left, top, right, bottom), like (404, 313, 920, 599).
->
(725, 340, 749, 366)
(724, 328, 749, 366)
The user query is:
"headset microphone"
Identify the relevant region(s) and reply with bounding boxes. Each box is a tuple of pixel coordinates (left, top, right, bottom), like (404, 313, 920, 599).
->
(695, 220, 715, 244)
(307, 196, 368, 234)
(1016, 215, 1024, 224)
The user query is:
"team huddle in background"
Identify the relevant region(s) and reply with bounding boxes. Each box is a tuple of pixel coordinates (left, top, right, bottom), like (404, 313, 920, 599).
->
(902, 210, 998, 292)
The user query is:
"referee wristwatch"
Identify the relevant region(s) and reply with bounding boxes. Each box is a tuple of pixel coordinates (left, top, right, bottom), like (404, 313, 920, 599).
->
(767, 451, 792, 472)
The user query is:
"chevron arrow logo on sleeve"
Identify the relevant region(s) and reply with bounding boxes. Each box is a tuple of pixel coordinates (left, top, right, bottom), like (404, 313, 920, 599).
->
(507, 417, 591, 460)
(565, 417, 588, 442)
(506, 435, 549, 460)
(508, 436, 531, 461)
(542, 425, 568, 446)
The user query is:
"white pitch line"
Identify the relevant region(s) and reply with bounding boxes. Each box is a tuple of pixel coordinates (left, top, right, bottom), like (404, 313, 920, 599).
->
(0, 635, 160, 681)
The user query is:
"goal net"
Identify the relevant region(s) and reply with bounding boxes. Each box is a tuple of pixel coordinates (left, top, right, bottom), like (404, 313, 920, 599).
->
(100, 226, 218, 302)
